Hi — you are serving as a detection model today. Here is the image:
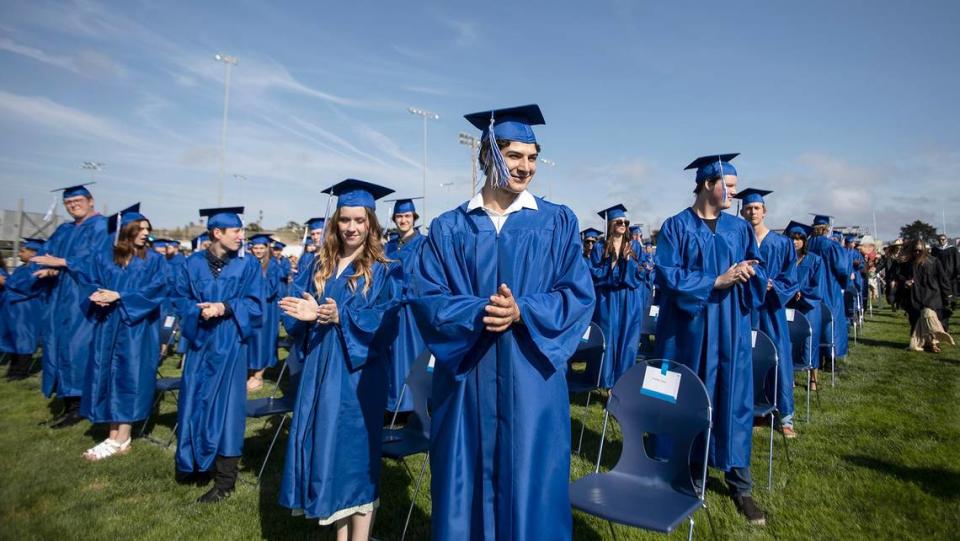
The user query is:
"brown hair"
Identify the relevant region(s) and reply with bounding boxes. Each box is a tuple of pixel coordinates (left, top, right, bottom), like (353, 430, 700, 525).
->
(790, 233, 808, 257)
(313, 207, 389, 296)
(908, 239, 929, 266)
(603, 221, 637, 263)
(113, 220, 149, 267)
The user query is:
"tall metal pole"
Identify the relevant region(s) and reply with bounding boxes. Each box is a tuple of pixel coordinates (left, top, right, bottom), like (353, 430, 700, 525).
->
(215, 53, 238, 206)
(458, 132, 480, 197)
(539, 158, 556, 200)
(409, 107, 438, 224)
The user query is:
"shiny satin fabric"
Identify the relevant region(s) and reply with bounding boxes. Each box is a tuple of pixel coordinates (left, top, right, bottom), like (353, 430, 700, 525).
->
(753, 231, 799, 420)
(384, 231, 427, 412)
(279, 261, 401, 521)
(73, 250, 167, 423)
(808, 236, 852, 357)
(587, 239, 648, 388)
(790, 252, 826, 369)
(410, 199, 595, 541)
(654, 208, 767, 470)
(0, 263, 45, 355)
(40, 215, 110, 398)
(247, 258, 282, 370)
(173, 252, 264, 472)
(160, 252, 186, 330)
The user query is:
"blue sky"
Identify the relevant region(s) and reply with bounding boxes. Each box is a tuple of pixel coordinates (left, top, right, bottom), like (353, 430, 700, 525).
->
(1, 0, 958, 238)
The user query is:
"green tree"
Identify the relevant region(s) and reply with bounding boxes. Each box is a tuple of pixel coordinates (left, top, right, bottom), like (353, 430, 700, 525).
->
(899, 220, 938, 243)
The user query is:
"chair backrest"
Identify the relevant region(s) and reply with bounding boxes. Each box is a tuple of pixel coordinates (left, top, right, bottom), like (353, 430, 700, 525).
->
(606, 359, 712, 496)
(403, 350, 435, 439)
(751, 329, 778, 407)
(820, 304, 835, 346)
(640, 304, 659, 336)
(786, 309, 813, 369)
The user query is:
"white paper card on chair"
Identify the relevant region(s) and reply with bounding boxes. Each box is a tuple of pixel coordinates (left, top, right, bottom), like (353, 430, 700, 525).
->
(785, 309, 795, 322)
(641, 366, 681, 403)
(649, 305, 660, 318)
(163, 316, 175, 329)
(581, 326, 591, 342)
(751, 330, 758, 348)
(427, 355, 436, 373)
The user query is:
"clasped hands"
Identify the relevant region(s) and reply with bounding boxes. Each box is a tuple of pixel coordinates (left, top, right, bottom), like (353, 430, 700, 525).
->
(279, 293, 339, 325)
(30, 254, 66, 278)
(715, 260, 759, 290)
(89, 289, 120, 307)
(484, 283, 521, 333)
(197, 302, 227, 320)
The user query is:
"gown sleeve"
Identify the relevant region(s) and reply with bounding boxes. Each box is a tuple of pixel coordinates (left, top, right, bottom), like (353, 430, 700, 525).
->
(173, 259, 202, 344)
(116, 255, 168, 325)
(410, 218, 491, 377)
(228, 257, 264, 341)
(336, 263, 403, 371)
(740, 224, 768, 311)
(281, 255, 316, 339)
(654, 216, 717, 314)
(513, 207, 596, 374)
(767, 238, 799, 309)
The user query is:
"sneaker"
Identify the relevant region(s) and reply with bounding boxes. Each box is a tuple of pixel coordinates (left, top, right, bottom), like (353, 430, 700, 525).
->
(733, 495, 766, 526)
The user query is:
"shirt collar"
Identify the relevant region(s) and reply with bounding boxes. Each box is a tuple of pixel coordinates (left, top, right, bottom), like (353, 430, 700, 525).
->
(467, 190, 538, 213)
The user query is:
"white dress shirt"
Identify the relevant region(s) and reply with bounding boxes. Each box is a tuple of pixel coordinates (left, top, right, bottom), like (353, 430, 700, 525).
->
(466, 190, 538, 234)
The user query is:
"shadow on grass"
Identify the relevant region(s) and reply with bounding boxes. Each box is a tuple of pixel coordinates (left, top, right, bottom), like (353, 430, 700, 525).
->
(843, 455, 960, 500)
(856, 337, 909, 350)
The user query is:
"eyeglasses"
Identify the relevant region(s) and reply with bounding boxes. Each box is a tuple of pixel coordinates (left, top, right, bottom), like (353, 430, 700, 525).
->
(611, 220, 629, 226)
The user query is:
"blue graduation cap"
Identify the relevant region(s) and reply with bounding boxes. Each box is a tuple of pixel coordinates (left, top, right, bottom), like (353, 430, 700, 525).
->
(844, 234, 858, 243)
(464, 104, 545, 188)
(305, 217, 326, 232)
(734, 188, 772, 206)
(831, 230, 844, 241)
(684, 153, 740, 183)
(248, 234, 274, 246)
(51, 182, 96, 199)
(106, 203, 145, 244)
(199, 206, 244, 230)
(581, 228, 603, 240)
(21, 237, 45, 251)
(810, 213, 834, 226)
(629, 224, 644, 235)
(191, 232, 210, 251)
(272, 240, 286, 250)
(385, 197, 423, 217)
(597, 204, 628, 222)
(321, 179, 394, 210)
(784, 220, 812, 237)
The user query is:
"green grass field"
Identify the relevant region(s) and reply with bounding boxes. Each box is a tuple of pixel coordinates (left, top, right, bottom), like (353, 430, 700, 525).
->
(1, 308, 958, 540)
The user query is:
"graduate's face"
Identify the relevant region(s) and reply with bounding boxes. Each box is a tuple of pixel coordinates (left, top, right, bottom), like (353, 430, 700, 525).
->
(393, 212, 415, 233)
(707, 175, 738, 209)
(18, 247, 36, 264)
(500, 141, 539, 193)
(310, 229, 323, 244)
(792, 235, 805, 253)
(153, 245, 166, 254)
(609, 219, 628, 237)
(164, 244, 178, 256)
(584, 239, 596, 252)
(740, 202, 766, 226)
(338, 206, 369, 250)
(132, 221, 151, 247)
(63, 196, 94, 220)
(213, 227, 244, 251)
(251, 244, 268, 259)
(305, 244, 317, 253)
(272, 247, 283, 258)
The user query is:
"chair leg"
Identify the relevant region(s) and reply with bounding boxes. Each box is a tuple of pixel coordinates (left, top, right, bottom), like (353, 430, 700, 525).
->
(607, 520, 619, 541)
(138, 392, 165, 438)
(257, 414, 288, 484)
(575, 391, 592, 455)
(805, 369, 811, 424)
(702, 502, 719, 541)
(774, 411, 792, 466)
(595, 410, 610, 473)
(831, 347, 836, 388)
(687, 517, 694, 541)
(767, 413, 774, 491)
(400, 453, 430, 541)
(389, 384, 408, 430)
(165, 422, 179, 448)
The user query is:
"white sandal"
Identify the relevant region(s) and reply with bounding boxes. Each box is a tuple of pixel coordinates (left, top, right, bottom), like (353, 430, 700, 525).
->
(83, 438, 132, 461)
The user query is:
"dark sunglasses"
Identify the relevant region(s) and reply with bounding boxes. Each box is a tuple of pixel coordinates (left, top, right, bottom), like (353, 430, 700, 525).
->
(611, 220, 629, 226)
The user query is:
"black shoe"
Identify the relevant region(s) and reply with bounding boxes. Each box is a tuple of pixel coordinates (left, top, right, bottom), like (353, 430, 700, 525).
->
(50, 410, 84, 429)
(176, 470, 213, 486)
(733, 495, 766, 526)
(196, 486, 233, 504)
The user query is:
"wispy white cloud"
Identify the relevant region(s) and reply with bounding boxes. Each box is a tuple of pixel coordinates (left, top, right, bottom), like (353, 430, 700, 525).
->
(0, 90, 143, 147)
(0, 36, 124, 77)
(436, 16, 479, 47)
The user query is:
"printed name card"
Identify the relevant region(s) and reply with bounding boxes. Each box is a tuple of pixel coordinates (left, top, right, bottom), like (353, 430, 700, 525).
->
(163, 316, 176, 329)
(785, 309, 796, 322)
(427, 355, 436, 373)
(649, 305, 660, 318)
(581, 326, 592, 342)
(641, 364, 681, 403)
(752, 330, 758, 348)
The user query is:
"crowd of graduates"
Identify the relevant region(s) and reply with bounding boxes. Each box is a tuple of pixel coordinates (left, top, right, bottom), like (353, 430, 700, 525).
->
(0, 103, 956, 540)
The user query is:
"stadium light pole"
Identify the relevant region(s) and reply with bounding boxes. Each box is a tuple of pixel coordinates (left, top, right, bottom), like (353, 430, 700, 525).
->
(408, 107, 439, 224)
(538, 157, 556, 200)
(215, 53, 239, 206)
(458, 132, 480, 197)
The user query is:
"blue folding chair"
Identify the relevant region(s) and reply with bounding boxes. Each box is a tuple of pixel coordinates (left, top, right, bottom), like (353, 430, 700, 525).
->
(752, 329, 791, 490)
(565, 322, 605, 455)
(787, 309, 817, 423)
(139, 374, 182, 447)
(820, 305, 837, 388)
(637, 304, 659, 359)
(382, 350, 434, 541)
(844, 285, 861, 343)
(245, 353, 302, 484)
(570, 359, 714, 541)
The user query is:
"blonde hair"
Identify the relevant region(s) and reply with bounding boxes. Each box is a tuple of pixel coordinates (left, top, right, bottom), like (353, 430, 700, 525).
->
(313, 207, 389, 296)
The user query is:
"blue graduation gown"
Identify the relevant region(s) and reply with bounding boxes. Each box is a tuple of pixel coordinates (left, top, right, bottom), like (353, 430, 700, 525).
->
(72, 251, 168, 423)
(40, 215, 110, 398)
(789, 253, 826, 369)
(276, 256, 292, 297)
(0, 264, 45, 355)
(248, 258, 282, 370)
(279, 261, 401, 521)
(410, 199, 595, 541)
(654, 208, 767, 471)
(587, 239, 647, 388)
(753, 231, 798, 419)
(173, 252, 264, 472)
(807, 236, 851, 357)
(161, 253, 186, 342)
(384, 231, 427, 412)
